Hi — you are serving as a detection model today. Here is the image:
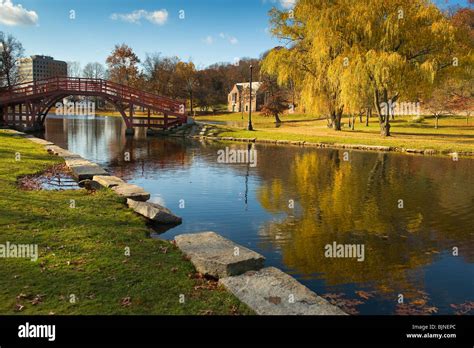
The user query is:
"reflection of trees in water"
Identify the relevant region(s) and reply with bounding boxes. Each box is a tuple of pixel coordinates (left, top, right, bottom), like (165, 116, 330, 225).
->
(256, 149, 474, 297)
(109, 137, 193, 180)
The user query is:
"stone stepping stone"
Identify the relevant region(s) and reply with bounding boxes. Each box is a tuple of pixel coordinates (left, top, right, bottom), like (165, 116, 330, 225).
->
(65, 158, 109, 181)
(127, 199, 182, 224)
(93, 175, 125, 188)
(45, 145, 81, 159)
(111, 184, 150, 201)
(174, 232, 264, 278)
(219, 267, 347, 315)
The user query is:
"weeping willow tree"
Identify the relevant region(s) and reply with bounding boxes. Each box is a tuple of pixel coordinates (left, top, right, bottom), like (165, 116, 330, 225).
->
(263, 0, 466, 136)
(340, 0, 462, 136)
(262, 0, 349, 130)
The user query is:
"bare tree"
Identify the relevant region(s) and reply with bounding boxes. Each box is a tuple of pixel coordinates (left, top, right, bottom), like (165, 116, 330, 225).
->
(67, 61, 82, 78)
(82, 62, 106, 79)
(0, 31, 24, 88)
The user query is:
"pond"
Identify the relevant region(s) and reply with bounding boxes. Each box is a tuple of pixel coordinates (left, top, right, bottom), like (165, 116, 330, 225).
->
(42, 114, 474, 315)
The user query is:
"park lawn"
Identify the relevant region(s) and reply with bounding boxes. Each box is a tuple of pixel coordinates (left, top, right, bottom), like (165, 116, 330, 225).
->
(197, 112, 321, 126)
(199, 113, 474, 153)
(0, 131, 253, 315)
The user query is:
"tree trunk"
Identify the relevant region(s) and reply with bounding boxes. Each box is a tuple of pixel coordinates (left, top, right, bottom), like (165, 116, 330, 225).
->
(435, 116, 439, 129)
(375, 90, 391, 137)
(366, 107, 371, 127)
(327, 115, 333, 128)
(189, 91, 194, 114)
(352, 115, 356, 130)
(333, 111, 342, 131)
(274, 113, 281, 124)
(380, 120, 390, 136)
(381, 101, 391, 136)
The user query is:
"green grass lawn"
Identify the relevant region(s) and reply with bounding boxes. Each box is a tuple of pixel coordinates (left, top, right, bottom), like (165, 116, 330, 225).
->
(197, 113, 474, 153)
(0, 131, 252, 315)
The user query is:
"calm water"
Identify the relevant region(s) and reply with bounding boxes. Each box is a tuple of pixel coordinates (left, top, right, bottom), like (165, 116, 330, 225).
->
(43, 115, 474, 315)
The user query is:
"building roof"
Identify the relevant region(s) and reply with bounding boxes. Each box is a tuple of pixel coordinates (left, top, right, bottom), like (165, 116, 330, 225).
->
(232, 82, 262, 92)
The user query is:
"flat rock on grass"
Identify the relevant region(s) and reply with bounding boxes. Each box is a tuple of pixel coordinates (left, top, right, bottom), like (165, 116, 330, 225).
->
(93, 175, 125, 188)
(45, 145, 81, 159)
(174, 232, 265, 278)
(219, 267, 347, 315)
(112, 184, 150, 201)
(127, 199, 182, 224)
(65, 158, 109, 180)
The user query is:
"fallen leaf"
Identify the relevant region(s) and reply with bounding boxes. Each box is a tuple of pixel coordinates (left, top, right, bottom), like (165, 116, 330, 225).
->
(411, 299, 427, 306)
(355, 291, 374, 300)
(120, 297, 132, 307)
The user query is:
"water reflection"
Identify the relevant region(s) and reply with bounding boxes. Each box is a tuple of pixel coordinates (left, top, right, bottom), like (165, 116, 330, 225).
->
(42, 115, 474, 315)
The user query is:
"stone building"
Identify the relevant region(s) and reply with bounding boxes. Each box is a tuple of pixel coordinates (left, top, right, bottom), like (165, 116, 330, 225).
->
(227, 82, 265, 112)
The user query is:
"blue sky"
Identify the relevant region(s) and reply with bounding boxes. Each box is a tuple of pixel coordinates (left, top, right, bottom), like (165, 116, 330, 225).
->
(0, 0, 471, 69)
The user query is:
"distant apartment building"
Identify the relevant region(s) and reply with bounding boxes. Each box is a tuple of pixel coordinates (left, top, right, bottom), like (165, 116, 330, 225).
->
(18, 55, 67, 83)
(228, 82, 264, 112)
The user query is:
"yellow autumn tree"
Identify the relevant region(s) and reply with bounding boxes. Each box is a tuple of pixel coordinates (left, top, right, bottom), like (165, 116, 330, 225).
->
(262, 0, 348, 130)
(263, 0, 468, 136)
(340, 0, 461, 136)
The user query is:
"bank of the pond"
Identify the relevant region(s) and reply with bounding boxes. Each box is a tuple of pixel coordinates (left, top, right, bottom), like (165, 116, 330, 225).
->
(0, 130, 253, 315)
(195, 114, 474, 156)
(192, 125, 473, 157)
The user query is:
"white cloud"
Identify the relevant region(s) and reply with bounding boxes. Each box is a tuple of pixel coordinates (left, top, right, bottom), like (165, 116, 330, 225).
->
(0, 0, 38, 26)
(218, 33, 239, 45)
(262, 0, 296, 9)
(146, 10, 168, 25)
(279, 0, 296, 9)
(203, 35, 214, 45)
(228, 36, 238, 45)
(110, 9, 168, 25)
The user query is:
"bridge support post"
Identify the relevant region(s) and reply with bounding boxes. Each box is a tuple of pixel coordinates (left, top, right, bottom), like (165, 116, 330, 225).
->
(125, 103, 135, 136)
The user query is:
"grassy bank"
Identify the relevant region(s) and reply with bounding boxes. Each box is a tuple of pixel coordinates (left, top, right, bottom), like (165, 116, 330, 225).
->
(0, 131, 252, 315)
(197, 113, 474, 153)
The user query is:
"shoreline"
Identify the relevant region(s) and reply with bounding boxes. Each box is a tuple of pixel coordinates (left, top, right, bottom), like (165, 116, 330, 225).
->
(190, 122, 474, 158)
(0, 129, 346, 316)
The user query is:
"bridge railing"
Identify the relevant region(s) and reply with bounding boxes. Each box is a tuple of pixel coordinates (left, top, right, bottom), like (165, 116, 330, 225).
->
(0, 77, 186, 116)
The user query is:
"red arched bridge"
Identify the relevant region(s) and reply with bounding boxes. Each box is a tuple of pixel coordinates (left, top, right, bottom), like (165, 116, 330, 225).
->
(0, 77, 187, 133)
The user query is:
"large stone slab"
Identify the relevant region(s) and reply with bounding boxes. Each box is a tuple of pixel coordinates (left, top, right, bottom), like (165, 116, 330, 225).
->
(111, 184, 150, 201)
(127, 199, 182, 224)
(45, 145, 82, 159)
(65, 158, 109, 180)
(220, 267, 347, 315)
(93, 175, 125, 188)
(174, 232, 265, 278)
